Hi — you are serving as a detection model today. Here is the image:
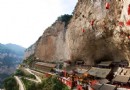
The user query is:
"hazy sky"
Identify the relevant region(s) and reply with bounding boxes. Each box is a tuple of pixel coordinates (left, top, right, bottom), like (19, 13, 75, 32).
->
(0, 0, 77, 48)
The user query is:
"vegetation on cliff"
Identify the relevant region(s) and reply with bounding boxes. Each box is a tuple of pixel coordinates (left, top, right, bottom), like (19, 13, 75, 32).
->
(23, 54, 35, 67)
(57, 14, 72, 26)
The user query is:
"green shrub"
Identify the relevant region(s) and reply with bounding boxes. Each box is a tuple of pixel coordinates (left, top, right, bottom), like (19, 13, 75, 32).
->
(26, 74, 36, 79)
(57, 14, 72, 27)
(38, 76, 70, 90)
(21, 77, 37, 90)
(23, 54, 35, 67)
(21, 76, 70, 90)
(3, 77, 19, 90)
(14, 69, 24, 76)
(14, 69, 36, 79)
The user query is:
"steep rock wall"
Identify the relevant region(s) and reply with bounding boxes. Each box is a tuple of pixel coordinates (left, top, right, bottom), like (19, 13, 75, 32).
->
(25, 0, 130, 65)
(66, 0, 130, 65)
(24, 43, 36, 59)
(35, 21, 69, 62)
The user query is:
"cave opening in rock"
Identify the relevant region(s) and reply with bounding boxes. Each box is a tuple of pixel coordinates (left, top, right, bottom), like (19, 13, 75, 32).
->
(95, 54, 114, 64)
(74, 59, 85, 65)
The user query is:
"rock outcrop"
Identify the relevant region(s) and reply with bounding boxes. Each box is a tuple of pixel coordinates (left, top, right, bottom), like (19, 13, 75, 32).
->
(25, 0, 130, 65)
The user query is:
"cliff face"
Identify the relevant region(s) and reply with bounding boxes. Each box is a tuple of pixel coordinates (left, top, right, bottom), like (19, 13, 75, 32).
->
(66, 0, 130, 65)
(34, 21, 69, 62)
(24, 43, 36, 59)
(25, 0, 130, 65)
(66, 0, 121, 64)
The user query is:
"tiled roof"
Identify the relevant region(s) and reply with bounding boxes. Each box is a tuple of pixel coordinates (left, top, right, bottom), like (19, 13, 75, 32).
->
(88, 67, 111, 78)
(112, 75, 130, 83)
(35, 62, 56, 68)
(76, 67, 91, 74)
(91, 83, 101, 90)
(92, 84, 116, 90)
(98, 79, 110, 84)
(98, 61, 112, 66)
(117, 88, 130, 90)
(99, 84, 116, 90)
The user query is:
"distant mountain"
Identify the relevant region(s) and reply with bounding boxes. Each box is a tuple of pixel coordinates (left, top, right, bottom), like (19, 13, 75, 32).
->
(0, 43, 26, 87)
(0, 43, 14, 54)
(5, 43, 25, 57)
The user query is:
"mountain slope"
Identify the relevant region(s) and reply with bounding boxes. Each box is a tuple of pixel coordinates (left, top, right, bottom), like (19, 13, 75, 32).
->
(0, 43, 25, 87)
(5, 43, 25, 57)
(0, 43, 15, 54)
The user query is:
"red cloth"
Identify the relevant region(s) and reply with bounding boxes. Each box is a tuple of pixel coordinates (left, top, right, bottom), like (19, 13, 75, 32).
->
(45, 73, 51, 77)
(65, 80, 72, 88)
(90, 20, 94, 26)
(63, 70, 66, 77)
(69, 81, 72, 87)
(91, 80, 98, 86)
(77, 85, 83, 90)
(126, 20, 130, 26)
(128, 4, 130, 15)
(82, 29, 85, 32)
(66, 81, 69, 86)
(106, 3, 110, 9)
(118, 22, 124, 27)
(128, 36, 130, 39)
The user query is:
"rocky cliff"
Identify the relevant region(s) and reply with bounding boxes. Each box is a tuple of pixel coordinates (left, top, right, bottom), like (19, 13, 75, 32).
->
(25, 0, 130, 65)
(66, 0, 130, 65)
(24, 43, 36, 59)
(35, 20, 70, 62)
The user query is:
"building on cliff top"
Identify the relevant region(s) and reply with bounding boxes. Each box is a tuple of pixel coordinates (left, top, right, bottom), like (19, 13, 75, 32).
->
(34, 62, 56, 72)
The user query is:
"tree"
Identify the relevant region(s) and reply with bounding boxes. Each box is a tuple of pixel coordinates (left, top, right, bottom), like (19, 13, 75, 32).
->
(57, 14, 72, 27)
(4, 77, 19, 90)
(14, 69, 24, 76)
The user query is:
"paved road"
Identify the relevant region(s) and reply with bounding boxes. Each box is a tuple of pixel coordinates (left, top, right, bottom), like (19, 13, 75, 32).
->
(25, 68, 42, 83)
(14, 76, 25, 90)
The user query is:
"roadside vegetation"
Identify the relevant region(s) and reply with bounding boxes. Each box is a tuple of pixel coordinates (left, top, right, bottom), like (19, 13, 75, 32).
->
(21, 76, 69, 90)
(3, 77, 19, 90)
(14, 69, 36, 79)
(21, 77, 37, 90)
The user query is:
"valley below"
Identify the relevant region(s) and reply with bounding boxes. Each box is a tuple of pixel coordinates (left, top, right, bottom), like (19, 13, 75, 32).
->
(0, 43, 25, 87)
